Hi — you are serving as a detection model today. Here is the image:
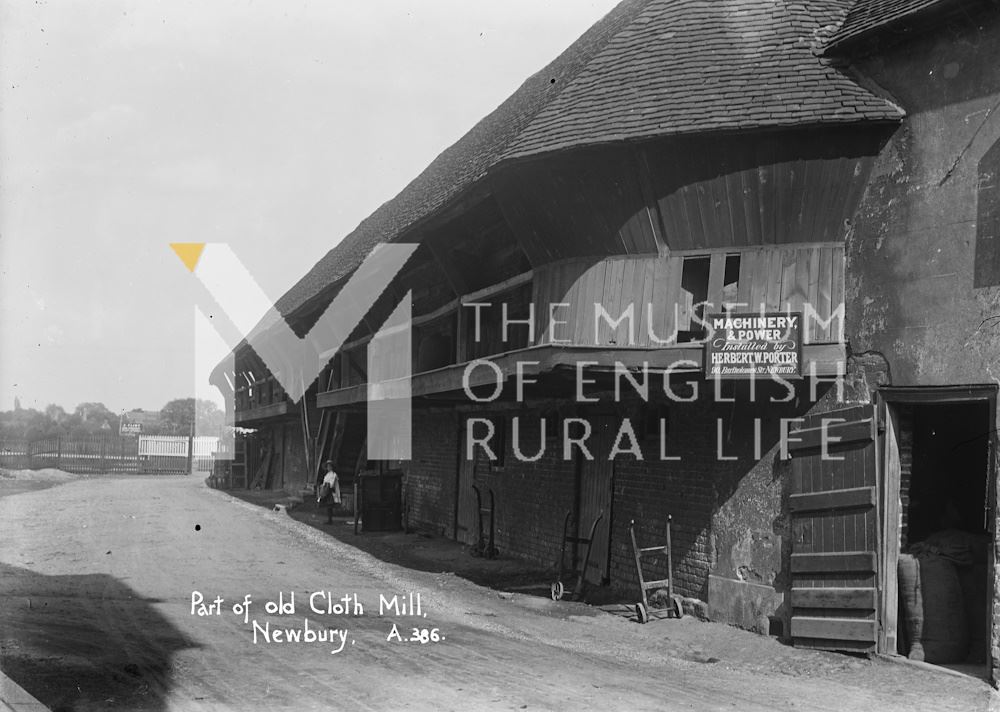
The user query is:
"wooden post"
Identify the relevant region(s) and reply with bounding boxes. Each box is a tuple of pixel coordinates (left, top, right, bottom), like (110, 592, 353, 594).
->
(300, 394, 313, 488)
(187, 434, 194, 475)
(56, 436, 61, 469)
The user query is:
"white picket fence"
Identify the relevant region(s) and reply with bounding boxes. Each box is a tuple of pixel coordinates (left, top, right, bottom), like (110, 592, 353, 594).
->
(138, 435, 220, 472)
(192, 436, 220, 458)
(139, 435, 189, 457)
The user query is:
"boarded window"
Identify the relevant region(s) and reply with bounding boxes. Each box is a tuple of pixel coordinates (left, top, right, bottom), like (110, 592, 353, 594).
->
(975, 138, 1000, 288)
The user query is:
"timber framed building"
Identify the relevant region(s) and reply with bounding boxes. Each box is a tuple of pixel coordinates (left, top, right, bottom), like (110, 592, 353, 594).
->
(215, 0, 1000, 683)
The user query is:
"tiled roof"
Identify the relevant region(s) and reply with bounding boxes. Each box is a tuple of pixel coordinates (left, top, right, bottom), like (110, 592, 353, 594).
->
(272, 0, 902, 325)
(501, 0, 902, 161)
(825, 0, 959, 50)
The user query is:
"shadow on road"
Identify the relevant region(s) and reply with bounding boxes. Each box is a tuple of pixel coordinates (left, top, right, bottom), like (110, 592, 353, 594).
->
(0, 562, 198, 712)
(228, 488, 627, 605)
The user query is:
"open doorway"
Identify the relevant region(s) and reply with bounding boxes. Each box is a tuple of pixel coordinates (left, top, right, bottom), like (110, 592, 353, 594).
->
(888, 392, 995, 678)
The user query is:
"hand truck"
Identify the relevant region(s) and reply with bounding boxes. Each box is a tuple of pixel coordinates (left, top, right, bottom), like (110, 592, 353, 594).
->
(629, 516, 684, 623)
(471, 485, 498, 559)
(551, 510, 604, 601)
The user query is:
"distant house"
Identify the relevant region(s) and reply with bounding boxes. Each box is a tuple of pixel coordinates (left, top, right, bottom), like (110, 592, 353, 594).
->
(215, 0, 1000, 683)
(123, 409, 162, 430)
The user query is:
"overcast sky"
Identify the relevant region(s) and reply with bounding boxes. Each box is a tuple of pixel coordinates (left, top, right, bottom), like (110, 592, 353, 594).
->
(0, 0, 621, 414)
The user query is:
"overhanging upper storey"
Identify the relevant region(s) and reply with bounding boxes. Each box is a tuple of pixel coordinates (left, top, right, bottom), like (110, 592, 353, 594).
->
(215, 0, 902, 410)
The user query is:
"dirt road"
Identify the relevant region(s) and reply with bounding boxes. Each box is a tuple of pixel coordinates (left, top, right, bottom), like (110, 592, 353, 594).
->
(1, 473, 996, 712)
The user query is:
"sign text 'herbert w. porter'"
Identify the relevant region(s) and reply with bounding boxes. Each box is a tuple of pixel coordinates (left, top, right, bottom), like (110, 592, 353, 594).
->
(704, 313, 802, 379)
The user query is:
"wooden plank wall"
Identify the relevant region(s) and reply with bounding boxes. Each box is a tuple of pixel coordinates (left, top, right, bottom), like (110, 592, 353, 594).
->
(643, 129, 883, 250)
(491, 147, 663, 264)
(533, 245, 844, 347)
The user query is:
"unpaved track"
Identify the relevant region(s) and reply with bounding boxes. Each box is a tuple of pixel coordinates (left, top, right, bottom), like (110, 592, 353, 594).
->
(0, 475, 995, 711)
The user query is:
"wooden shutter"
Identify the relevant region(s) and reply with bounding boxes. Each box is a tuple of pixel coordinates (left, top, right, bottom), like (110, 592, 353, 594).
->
(787, 405, 880, 652)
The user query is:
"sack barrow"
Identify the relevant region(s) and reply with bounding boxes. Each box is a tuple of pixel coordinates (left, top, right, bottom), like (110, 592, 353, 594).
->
(551, 510, 604, 602)
(629, 516, 684, 623)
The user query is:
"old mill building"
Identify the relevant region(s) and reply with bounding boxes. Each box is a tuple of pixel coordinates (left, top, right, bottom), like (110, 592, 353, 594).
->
(212, 0, 1000, 683)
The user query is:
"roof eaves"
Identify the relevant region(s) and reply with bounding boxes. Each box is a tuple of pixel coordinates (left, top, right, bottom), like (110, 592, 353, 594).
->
(823, 0, 983, 54)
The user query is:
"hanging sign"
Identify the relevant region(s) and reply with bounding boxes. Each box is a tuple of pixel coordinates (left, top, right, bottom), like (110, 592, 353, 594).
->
(704, 312, 802, 379)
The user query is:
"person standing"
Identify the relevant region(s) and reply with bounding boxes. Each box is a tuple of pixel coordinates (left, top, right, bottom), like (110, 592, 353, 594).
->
(316, 460, 341, 525)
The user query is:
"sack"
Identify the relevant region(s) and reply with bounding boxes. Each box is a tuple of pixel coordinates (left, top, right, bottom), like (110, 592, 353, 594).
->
(918, 554, 969, 664)
(897, 554, 923, 659)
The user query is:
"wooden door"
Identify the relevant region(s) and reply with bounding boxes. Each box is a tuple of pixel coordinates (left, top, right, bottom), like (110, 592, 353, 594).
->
(787, 405, 880, 652)
(455, 421, 478, 545)
(577, 416, 615, 585)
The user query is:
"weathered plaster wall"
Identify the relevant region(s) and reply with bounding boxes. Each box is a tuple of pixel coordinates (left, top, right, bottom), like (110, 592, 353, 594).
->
(846, 12, 1000, 386)
(845, 8, 1000, 682)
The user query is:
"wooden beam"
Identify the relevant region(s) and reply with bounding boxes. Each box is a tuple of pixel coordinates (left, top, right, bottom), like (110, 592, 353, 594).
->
(791, 617, 876, 642)
(316, 342, 845, 407)
(790, 587, 877, 610)
(788, 486, 876, 514)
(234, 401, 294, 424)
(791, 552, 876, 575)
(424, 239, 465, 297)
(323, 270, 535, 359)
(670, 241, 844, 256)
(300, 396, 313, 483)
(787, 417, 873, 453)
(461, 270, 534, 305)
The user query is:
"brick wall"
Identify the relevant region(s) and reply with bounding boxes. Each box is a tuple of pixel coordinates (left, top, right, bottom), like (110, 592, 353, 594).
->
(401, 378, 850, 615)
(470, 413, 578, 570)
(405, 411, 458, 537)
(610, 397, 717, 601)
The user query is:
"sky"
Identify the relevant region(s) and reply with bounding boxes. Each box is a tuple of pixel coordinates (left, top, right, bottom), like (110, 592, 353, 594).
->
(0, 0, 622, 414)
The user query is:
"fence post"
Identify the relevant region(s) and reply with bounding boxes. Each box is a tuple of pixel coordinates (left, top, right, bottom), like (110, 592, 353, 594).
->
(187, 435, 194, 475)
(56, 436, 61, 469)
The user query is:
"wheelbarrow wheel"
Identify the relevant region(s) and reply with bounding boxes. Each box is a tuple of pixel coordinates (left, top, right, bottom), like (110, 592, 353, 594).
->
(550, 581, 565, 601)
(635, 602, 649, 624)
(671, 594, 684, 619)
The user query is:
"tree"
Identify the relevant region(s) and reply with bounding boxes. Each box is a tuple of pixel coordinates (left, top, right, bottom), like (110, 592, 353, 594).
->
(72, 402, 116, 435)
(159, 398, 224, 436)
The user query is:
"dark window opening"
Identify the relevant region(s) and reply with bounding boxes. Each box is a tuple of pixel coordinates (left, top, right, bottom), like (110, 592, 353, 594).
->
(678, 256, 710, 342)
(414, 314, 456, 373)
(896, 400, 992, 664)
(722, 254, 741, 307)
